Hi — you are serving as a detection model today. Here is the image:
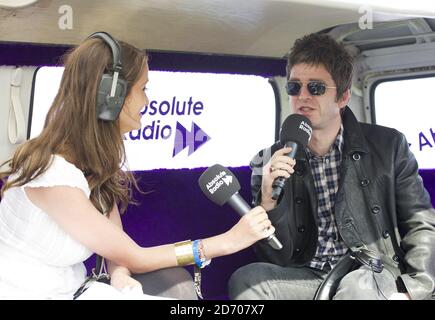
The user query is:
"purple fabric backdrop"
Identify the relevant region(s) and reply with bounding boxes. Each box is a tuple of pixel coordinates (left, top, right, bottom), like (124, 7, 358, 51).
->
(420, 170, 435, 208)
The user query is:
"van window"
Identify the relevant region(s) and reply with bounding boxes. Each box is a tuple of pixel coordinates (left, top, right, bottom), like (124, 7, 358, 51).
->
(373, 76, 435, 169)
(30, 67, 276, 170)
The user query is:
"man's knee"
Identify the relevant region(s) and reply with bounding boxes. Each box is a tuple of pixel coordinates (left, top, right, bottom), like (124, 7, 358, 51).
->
(228, 265, 250, 298)
(333, 266, 397, 300)
(228, 263, 272, 300)
(133, 267, 197, 299)
(165, 267, 197, 300)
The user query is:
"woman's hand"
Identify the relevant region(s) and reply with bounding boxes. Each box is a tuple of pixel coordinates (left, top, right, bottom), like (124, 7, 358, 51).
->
(226, 206, 275, 253)
(110, 269, 143, 293)
(261, 146, 296, 210)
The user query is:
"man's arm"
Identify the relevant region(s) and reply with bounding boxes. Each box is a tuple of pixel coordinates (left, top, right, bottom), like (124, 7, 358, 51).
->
(250, 145, 296, 266)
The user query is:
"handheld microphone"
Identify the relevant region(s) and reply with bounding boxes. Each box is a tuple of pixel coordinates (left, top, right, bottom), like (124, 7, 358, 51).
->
(271, 114, 312, 200)
(198, 164, 283, 250)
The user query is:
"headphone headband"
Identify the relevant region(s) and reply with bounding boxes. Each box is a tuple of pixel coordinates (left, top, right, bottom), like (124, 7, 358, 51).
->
(88, 31, 122, 72)
(86, 31, 128, 121)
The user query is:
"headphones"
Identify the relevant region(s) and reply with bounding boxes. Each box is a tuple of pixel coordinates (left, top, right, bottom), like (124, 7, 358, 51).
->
(88, 31, 128, 121)
(351, 248, 383, 273)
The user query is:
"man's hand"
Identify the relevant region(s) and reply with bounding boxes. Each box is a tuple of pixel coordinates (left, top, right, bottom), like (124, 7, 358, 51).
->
(260, 146, 296, 210)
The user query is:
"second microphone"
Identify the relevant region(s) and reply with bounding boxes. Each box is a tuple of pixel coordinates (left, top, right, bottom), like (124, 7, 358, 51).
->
(199, 164, 283, 251)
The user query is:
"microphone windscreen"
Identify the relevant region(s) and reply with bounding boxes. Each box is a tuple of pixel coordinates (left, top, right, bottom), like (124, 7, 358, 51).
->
(198, 164, 240, 206)
(280, 114, 312, 148)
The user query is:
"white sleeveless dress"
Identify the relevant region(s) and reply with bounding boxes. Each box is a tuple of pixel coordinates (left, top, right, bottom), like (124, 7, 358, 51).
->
(0, 155, 93, 299)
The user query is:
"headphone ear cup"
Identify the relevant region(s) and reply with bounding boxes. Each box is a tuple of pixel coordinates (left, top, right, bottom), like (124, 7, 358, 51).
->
(97, 74, 128, 121)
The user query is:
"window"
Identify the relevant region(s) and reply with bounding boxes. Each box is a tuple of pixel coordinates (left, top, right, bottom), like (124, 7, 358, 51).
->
(374, 76, 435, 169)
(31, 67, 276, 170)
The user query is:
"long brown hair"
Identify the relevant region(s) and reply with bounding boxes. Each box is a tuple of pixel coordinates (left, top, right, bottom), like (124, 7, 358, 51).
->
(0, 36, 147, 214)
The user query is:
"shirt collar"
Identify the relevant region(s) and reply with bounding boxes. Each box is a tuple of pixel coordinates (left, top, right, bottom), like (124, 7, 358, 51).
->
(306, 124, 344, 160)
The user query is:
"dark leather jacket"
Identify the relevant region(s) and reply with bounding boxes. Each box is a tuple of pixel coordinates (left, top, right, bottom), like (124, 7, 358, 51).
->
(250, 107, 435, 300)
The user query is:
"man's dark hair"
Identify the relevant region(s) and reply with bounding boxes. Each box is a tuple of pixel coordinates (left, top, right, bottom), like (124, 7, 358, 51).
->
(287, 33, 354, 100)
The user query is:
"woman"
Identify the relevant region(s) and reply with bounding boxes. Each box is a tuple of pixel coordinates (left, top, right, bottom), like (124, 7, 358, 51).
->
(0, 32, 274, 299)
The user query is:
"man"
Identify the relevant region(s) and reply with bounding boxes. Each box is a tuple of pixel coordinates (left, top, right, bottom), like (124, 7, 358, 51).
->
(228, 33, 435, 300)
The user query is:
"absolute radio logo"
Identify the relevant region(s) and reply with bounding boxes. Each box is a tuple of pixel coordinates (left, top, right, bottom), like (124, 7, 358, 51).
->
(124, 96, 211, 157)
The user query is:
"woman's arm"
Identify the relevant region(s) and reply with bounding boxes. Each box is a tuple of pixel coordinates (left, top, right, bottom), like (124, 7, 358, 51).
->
(25, 185, 272, 274)
(105, 205, 131, 276)
(105, 205, 143, 290)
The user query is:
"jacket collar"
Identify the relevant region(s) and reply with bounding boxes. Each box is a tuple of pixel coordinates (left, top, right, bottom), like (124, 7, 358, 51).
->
(341, 106, 370, 155)
(291, 106, 369, 161)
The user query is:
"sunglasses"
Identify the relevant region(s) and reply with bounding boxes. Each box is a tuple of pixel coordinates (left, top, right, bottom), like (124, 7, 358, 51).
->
(286, 81, 336, 96)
